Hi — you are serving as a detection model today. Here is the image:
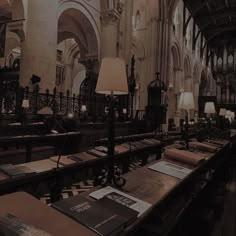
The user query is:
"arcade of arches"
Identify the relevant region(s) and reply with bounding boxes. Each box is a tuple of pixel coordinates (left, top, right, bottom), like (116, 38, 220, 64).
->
(1, 0, 236, 129)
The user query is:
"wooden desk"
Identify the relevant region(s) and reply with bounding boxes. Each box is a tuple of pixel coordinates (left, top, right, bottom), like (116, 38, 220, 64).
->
(0, 192, 96, 236)
(0, 131, 81, 162)
(0, 140, 162, 198)
(83, 140, 230, 235)
(0, 140, 231, 236)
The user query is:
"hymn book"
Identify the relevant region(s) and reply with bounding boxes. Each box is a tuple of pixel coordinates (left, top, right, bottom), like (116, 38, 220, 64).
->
(52, 195, 137, 236)
(148, 160, 192, 179)
(89, 186, 152, 217)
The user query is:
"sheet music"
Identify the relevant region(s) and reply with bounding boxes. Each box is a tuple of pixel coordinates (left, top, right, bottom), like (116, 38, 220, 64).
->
(148, 161, 192, 179)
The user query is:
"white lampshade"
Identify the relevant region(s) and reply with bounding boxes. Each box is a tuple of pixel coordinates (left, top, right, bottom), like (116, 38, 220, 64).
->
(81, 105, 87, 112)
(219, 108, 226, 116)
(67, 113, 74, 118)
(204, 102, 216, 114)
(178, 92, 195, 110)
(96, 57, 128, 95)
(22, 99, 29, 108)
(231, 111, 235, 119)
(122, 108, 127, 114)
(38, 106, 53, 115)
(225, 110, 231, 118)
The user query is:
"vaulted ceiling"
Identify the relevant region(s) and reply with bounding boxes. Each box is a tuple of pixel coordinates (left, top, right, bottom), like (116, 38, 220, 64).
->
(184, 0, 236, 47)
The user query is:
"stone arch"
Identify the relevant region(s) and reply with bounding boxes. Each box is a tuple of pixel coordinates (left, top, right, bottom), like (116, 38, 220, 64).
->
(170, 41, 182, 70)
(131, 36, 146, 62)
(199, 69, 207, 96)
(4, 0, 26, 41)
(66, 41, 80, 65)
(168, 40, 182, 124)
(183, 54, 193, 92)
(4, 32, 21, 57)
(9, 0, 25, 20)
(184, 55, 192, 78)
(193, 63, 201, 83)
(193, 63, 201, 111)
(168, 0, 181, 20)
(57, 0, 100, 59)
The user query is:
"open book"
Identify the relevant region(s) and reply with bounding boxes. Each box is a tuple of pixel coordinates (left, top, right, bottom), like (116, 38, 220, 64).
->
(0, 213, 52, 236)
(164, 148, 207, 166)
(148, 160, 192, 179)
(89, 186, 152, 217)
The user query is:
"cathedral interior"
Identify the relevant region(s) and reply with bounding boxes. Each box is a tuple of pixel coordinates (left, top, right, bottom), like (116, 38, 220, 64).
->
(0, 1, 235, 236)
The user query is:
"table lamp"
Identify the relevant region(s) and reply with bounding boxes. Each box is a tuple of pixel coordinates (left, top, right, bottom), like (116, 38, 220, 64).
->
(81, 105, 87, 112)
(231, 111, 235, 120)
(178, 92, 195, 149)
(204, 102, 216, 138)
(219, 108, 226, 116)
(95, 57, 128, 187)
(219, 108, 226, 129)
(22, 99, 29, 109)
(204, 102, 216, 116)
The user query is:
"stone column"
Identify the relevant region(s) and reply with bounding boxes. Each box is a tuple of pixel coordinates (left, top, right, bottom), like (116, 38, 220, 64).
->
(156, 18, 171, 85)
(216, 81, 221, 103)
(174, 69, 184, 126)
(101, 10, 121, 58)
(119, 0, 133, 63)
(226, 80, 230, 104)
(63, 64, 73, 95)
(184, 76, 193, 92)
(174, 69, 184, 94)
(19, 0, 58, 93)
(174, 92, 181, 127)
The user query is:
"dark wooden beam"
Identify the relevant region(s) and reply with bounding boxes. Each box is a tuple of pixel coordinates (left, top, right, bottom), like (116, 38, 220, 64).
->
(198, 9, 236, 26)
(202, 26, 236, 49)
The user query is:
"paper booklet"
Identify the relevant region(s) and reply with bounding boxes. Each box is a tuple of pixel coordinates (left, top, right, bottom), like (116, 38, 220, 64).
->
(148, 160, 192, 179)
(89, 186, 152, 217)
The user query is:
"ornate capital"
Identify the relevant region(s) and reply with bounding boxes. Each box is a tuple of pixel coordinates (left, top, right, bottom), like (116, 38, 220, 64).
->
(101, 10, 121, 26)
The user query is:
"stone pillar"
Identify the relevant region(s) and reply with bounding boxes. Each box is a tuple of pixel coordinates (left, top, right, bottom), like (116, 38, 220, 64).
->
(173, 69, 184, 126)
(174, 93, 181, 127)
(156, 19, 171, 85)
(19, 0, 58, 93)
(174, 69, 184, 93)
(101, 10, 121, 58)
(216, 81, 221, 103)
(184, 76, 193, 92)
(119, 0, 133, 63)
(63, 64, 73, 95)
(226, 80, 230, 104)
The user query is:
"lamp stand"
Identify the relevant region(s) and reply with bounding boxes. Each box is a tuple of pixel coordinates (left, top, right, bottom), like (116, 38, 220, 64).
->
(184, 110, 189, 150)
(95, 94, 126, 187)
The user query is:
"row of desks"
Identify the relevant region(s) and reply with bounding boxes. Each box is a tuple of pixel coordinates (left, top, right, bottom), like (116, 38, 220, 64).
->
(0, 131, 81, 162)
(0, 138, 231, 236)
(0, 139, 163, 198)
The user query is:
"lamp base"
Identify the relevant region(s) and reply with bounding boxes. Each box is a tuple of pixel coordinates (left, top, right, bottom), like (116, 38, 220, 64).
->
(94, 166, 126, 188)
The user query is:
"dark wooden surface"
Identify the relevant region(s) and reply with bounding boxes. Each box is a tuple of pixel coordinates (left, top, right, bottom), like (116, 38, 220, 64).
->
(0, 192, 96, 236)
(0, 139, 232, 236)
(0, 141, 163, 196)
(0, 131, 81, 162)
